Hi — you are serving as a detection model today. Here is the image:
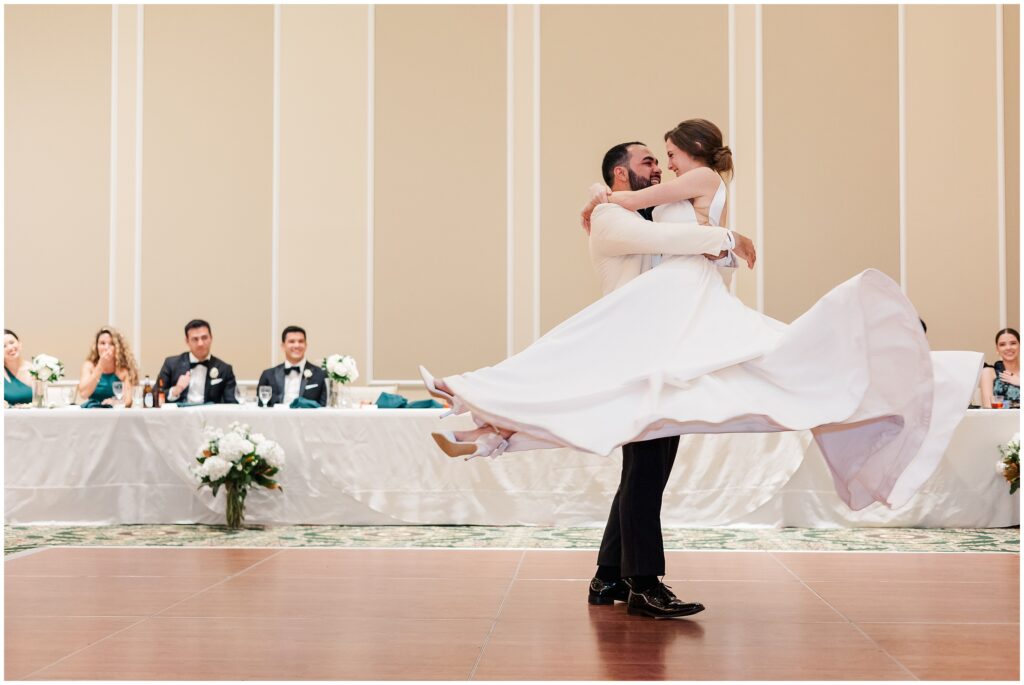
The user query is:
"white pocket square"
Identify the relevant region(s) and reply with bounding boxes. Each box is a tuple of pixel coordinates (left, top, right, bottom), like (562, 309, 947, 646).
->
(304, 383, 319, 390)
(210, 378, 223, 386)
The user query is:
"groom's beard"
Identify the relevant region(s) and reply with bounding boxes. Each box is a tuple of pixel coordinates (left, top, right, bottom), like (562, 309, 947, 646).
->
(628, 169, 654, 191)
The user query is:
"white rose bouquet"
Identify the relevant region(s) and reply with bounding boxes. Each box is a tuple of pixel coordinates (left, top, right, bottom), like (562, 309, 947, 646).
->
(191, 421, 285, 528)
(997, 433, 1020, 495)
(322, 354, 359, 384)
(28, 354, 64, 383)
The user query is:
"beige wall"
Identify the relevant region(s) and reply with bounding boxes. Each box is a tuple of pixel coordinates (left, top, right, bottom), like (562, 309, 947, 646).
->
(905, 5, 1001, 354)
(278, 5, 368, 373)
(764, 5, 900, 323)
(374, 5, 507, 380)
(538, 4, 729, 331)
(730, 4, 760, 311)
(141, 5, 273, 379)
(5, 5, 112, 373)
(5, 4, 1018, 383)
(1005, 4, 1020, 336)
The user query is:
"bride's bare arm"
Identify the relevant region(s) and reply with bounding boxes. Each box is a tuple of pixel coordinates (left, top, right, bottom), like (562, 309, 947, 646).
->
(607, 166, 721, 212)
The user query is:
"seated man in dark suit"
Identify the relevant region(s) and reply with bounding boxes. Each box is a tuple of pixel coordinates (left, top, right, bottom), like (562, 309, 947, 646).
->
(256, 325, 328, 407)
(157, 319, 238, 404)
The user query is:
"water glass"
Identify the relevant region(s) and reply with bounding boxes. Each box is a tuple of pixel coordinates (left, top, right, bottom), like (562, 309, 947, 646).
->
(258, 385, 272, 407)
(112, 381, 124, 406)
(132, 386, 143, 408)
(235, 385, 247, 406)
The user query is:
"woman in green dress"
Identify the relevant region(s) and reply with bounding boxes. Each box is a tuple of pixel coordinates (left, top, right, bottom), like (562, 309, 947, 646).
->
(77, 327, 140, 407)
(4, 329, 33, 406)
(980, 328, 1020, 408)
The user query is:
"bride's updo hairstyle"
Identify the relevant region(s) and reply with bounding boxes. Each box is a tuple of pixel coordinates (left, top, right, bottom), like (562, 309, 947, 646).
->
(664, 118, 733, 180)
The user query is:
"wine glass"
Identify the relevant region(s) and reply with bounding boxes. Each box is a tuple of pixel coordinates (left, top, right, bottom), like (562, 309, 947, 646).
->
(258, 385, 272, 407)
(112, 380, 124, 407)
(235, 385, 247, 406)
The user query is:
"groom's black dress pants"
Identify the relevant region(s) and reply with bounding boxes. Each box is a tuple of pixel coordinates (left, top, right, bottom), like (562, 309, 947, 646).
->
(596, 435, 680, 578)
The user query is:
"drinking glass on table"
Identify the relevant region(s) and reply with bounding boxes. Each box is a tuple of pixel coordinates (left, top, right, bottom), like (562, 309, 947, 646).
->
(258, 385, 272, 407)
(112, 380, 124, 406)
(235, 385, 247, 406)
(992, 395, 1005, 409)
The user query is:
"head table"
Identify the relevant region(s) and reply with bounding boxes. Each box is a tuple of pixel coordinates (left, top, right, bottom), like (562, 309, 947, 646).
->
(4, 405, 1018, 528)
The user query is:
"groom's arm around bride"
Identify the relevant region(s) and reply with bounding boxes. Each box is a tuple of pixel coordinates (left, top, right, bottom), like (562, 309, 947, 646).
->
(587, 203, 756, 295)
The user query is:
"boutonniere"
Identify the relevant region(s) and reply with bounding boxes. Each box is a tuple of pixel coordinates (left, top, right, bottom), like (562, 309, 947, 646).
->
(303, 369, 312, 378)
(209, 367, 220, 380)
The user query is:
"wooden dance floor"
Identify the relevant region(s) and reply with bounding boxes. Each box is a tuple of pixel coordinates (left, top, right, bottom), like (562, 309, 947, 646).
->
(5, 547, 1019, 680)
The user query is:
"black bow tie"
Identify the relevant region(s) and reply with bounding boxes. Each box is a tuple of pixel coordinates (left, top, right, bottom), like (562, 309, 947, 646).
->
(285, 365, 302, 375)
(190, 359, 210, 369)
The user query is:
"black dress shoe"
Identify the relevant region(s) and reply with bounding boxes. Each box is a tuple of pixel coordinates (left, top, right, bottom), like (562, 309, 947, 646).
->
(588, 576, 631, 605)
(627, 582, 705, 619)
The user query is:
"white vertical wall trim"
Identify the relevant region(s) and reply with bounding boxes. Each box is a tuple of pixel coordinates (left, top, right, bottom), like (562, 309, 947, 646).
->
(108, 7, 119, 325)
(532, 4, 541, 341)
(996, 4, 1007, 328)
(727, 4, 737, 296)
(506, 5, 515, 358)
(271, 4, 282, 364)
(898, 4, 908, 295)
(133, 4, 144, 367)
(754, 4, 764, 314)
(366, 5, 376, 382)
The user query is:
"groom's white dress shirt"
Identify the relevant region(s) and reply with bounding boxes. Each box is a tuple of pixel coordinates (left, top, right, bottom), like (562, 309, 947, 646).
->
(282, 359, 307, 406)
(167, 353, 210, 403)
(588, 203, 735, 295)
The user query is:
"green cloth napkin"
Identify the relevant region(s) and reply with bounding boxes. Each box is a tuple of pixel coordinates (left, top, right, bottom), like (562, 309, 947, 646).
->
(407, 399, 443, 409)
(289, 397, 322, 409)
(79, 399, 113, 409)
(376, 392, 442, 409)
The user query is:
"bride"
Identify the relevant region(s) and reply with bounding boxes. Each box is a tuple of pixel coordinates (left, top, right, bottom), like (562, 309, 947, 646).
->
(420, 118, 976, 512)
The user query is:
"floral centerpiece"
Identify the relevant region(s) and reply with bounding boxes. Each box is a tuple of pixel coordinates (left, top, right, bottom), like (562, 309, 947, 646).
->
(28, 354, 64, 407)
(997, 433, 1020, 495)
(322, 354, 359, 408)
(191, 422, 285, 528)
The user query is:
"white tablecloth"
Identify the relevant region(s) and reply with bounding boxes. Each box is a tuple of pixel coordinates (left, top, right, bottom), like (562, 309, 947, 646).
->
(4, 406, 1019, 527)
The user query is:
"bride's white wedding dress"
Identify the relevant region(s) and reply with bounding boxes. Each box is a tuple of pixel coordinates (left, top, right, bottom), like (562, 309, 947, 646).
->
(438, 183, 982, 511)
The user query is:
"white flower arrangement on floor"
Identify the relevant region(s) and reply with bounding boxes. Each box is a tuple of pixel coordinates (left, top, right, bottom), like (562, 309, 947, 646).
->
(28, 354, 64, 383)
(997, 433, 1019, 495)
(191, 422, 285, 528)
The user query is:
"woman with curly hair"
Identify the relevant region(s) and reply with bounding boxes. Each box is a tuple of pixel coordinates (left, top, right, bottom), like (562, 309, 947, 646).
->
(77, 327, 140, 406)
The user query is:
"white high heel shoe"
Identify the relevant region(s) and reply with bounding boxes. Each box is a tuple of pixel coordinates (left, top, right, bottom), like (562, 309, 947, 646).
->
(419, 365, 463, 418)
(431, 430, 509, 460)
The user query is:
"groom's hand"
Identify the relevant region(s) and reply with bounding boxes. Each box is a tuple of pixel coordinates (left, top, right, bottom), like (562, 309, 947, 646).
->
(731, 231, 757, 269)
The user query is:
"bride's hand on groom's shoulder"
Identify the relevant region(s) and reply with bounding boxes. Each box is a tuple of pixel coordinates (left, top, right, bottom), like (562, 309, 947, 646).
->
(580, 183, 611, 235)
(587, 182, 611, 202)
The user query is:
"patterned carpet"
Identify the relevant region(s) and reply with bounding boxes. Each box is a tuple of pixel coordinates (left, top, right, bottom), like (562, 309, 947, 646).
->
(4, 524, 1019, 556)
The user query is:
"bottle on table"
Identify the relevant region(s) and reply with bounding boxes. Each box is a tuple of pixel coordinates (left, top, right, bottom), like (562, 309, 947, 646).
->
(156, 377, 165, 408)
(142, 375, 154, 408)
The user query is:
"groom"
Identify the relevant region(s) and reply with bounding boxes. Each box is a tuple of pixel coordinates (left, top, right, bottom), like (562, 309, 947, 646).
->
(583, 141, 755, 619)
(158, 319, 238, 405)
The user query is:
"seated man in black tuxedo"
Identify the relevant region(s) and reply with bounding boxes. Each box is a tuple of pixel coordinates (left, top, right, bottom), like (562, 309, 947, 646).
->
(158, 319, 238, 404)
(256, 325, 328, 407)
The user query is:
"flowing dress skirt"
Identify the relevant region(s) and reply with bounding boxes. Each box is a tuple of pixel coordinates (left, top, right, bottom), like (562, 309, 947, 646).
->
(442, 255, 981, 511)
